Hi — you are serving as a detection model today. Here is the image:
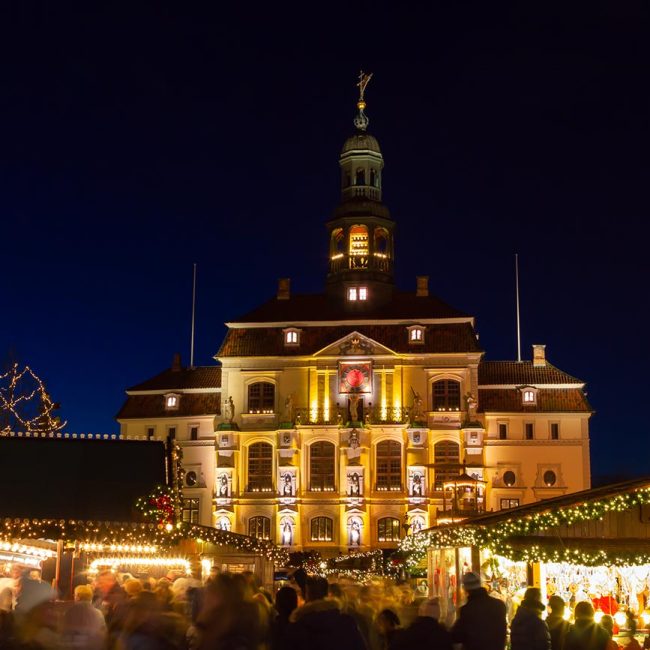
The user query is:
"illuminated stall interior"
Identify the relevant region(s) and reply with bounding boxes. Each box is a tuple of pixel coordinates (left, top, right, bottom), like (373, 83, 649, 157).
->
(401, 477, 650, 632)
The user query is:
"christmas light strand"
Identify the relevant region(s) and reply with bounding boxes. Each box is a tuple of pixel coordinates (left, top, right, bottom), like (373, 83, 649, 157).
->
(399, 486, 650, 568)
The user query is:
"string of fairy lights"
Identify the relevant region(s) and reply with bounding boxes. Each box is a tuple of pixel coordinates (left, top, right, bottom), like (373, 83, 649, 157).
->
(399, 486, 650, 569)
(0, 363, 66, 434)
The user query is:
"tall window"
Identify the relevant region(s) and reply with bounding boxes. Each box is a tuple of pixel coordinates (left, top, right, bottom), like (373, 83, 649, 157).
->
(377, 517, 401, 542)
(525, 423, 534, 440)
(434, 440, 460, 488)
(376, 440, 401, 491)
(181, 498, 199, 524)
(550, 423, 560, 440)
(248, 382, 275, 413)
(310, 441, 336, 491)
(498, 423, 508, 440)
(432, 380, 461, 411)
(247, 442, 273, 491)
(248, 516, 271, 540)
(355, 168, 365, 185)
(310, 517, 334, 542)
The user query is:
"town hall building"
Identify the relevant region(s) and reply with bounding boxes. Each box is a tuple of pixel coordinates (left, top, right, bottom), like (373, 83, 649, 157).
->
(117, 80, 592, 554)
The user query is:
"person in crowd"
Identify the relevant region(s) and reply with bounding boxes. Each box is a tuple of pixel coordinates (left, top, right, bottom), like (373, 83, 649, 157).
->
(600, 615, 619, 650)
(510, 587, 551, 650)
(375, 608, 402, 650)
(547, 595, 571, 650)
(391, 597, 451, 650)
(196, 572, 268, 650)
(565, 601, 609, 650)
(451, 572, 507, 650)
(285, 576, 366, 650)
(271, 586, 298, 650)
(60, 584, 107, 650)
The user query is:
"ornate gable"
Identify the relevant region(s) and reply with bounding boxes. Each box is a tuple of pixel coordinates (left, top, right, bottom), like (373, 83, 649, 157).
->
(313, 330, 397, 358)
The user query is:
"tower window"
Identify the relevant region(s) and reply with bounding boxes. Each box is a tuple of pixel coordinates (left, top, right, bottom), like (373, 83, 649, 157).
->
(370, 169, 377, 187)
(355, 168, 365, 185)
(348, 287, 368, 301)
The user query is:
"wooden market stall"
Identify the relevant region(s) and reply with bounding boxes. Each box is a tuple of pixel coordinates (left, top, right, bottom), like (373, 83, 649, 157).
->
(400, 477, 650, 633)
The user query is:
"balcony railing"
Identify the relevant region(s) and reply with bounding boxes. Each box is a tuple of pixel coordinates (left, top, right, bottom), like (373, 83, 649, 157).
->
(294, 406, 408, 426)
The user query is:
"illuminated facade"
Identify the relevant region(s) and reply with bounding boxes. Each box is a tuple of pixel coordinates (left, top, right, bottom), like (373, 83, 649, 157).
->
(118, 89, 592, 554)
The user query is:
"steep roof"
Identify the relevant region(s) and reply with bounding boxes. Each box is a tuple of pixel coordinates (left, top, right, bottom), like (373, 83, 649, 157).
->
(127, 366, 221, 391)
(218, 323, 481, 357)
(478, 360, 583, 385)
(478, 388, 592, 413)
(231, 291, 470, 323)
(116, 393, 221, 420)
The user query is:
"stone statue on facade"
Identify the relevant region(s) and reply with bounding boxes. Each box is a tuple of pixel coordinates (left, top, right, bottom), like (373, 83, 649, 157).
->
(223, 396, 235, 424)
(465, 393, 478, 421)
(283, 393, 294, 422)
(411, 389, 424, 422)
(349, 392, 361, 423)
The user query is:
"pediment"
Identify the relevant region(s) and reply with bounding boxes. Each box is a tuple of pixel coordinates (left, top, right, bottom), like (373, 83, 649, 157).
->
(314, 331, 397, 357)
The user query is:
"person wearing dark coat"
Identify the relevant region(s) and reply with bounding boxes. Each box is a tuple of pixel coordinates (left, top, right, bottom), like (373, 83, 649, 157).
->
(285, 577, 366, 650)
(510, 588, 551, 650)
(271, 586, 298, 650)
(546, 595, 571, 650)
(564, 602, 609, 650)
(451, 572, 507, 650)
(390, 598, 452, 650)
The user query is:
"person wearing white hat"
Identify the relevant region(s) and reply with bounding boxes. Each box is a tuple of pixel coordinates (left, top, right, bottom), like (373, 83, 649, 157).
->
(451, 572, 507, 650)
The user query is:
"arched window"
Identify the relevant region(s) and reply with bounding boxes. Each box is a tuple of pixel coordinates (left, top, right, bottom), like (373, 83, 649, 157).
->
(330, 228, 344, 257)
(309, 441, 336, 491)
(247, 442, 273, 491)
(374, 228, 389, 255)
(370, 169, 377, 187)
(432, 379, 461, 411)
(433, 440, 460, 488)
(349, 225, 368, 259)
(355, 168, 365, 185)
(377, 517, 401, 542)
(248, 382, 275, 413)
(376, 440, 402, 491)
(248, 516, 271, 540)
(310, 516, 334, 542)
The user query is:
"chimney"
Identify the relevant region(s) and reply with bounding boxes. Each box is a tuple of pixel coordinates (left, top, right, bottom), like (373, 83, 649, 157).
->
(171, 352, 182, 371)
(532, 344, 546, 367)
(277, 278, 291, 300)
(416, 276, 429, 297)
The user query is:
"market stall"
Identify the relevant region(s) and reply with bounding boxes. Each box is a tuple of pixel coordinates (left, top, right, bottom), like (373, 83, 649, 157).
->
(400, 477, 650, 635)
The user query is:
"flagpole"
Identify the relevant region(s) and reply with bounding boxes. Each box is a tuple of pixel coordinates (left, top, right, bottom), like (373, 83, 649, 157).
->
(190, 263, 197, 369)
(515, 254, 521, 362)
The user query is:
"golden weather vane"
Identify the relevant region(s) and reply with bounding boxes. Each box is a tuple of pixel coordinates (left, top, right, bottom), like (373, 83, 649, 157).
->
(356, 70, 373, 105)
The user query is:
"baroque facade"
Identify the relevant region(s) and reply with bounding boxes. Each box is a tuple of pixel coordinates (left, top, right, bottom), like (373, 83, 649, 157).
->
(117, 90, 592, 554)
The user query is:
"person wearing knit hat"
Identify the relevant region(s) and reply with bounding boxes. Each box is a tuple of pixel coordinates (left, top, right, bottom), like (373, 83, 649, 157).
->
(451, 572, 507, 650)
(510, 588, 551, 650)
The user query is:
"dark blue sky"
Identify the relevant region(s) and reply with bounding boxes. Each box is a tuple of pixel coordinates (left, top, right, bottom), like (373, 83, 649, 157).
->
(1, 3, 649, 480)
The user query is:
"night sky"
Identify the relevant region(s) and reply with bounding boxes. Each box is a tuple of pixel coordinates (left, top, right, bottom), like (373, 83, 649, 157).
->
(2, 3, 649, 481)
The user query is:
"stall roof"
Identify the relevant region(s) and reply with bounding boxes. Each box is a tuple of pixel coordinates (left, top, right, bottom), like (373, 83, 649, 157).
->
(0, 435, 166, 521)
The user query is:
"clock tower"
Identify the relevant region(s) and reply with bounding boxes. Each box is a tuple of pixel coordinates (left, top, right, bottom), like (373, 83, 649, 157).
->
(326, 72, 395, 308)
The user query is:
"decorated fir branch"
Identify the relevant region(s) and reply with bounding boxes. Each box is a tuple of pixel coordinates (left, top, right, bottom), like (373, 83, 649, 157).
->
(0, 363, 66, 435)
(399, 486, 650, 569)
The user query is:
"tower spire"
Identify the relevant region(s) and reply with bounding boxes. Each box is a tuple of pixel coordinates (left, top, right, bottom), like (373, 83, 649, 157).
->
(354, 70, 373, 132)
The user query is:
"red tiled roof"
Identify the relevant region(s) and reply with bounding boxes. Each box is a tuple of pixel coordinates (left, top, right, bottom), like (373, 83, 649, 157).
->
(127, 367, 221, 391)
(116, 393, 221, 420)
(478, 388, 592, 413)
(232, 291, 469, 323)
(478, 360, 583, 385)
(217, 323, 481, 357)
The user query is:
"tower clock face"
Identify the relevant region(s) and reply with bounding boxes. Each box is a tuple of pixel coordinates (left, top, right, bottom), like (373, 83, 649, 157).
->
(339, 361, 372, 393)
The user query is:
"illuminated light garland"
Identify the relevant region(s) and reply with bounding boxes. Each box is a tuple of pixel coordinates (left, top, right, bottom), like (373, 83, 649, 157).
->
(0, 363, 67, 434)
(88, 556, 191, 575)
(399, 486, 650, 569)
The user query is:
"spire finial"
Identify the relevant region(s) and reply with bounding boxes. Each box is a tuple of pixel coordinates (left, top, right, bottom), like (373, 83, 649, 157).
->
(354, 70, 373, 131)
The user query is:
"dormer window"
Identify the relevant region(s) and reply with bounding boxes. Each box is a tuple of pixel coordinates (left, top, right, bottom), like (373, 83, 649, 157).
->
(521, 386, 538, 405)
(407, 325, 425, 344)
(165, 393, 180, 410)
(283, 328, 301, 346)
(348, 286, 368, 301)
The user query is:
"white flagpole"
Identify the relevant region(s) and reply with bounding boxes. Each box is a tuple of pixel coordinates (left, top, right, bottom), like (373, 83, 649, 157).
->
(515, 254, 521, 362)
(190, 263, 197, 369)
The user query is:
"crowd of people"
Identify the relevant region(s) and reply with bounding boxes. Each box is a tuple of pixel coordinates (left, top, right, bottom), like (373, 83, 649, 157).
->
(1, 564, 648, 650)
